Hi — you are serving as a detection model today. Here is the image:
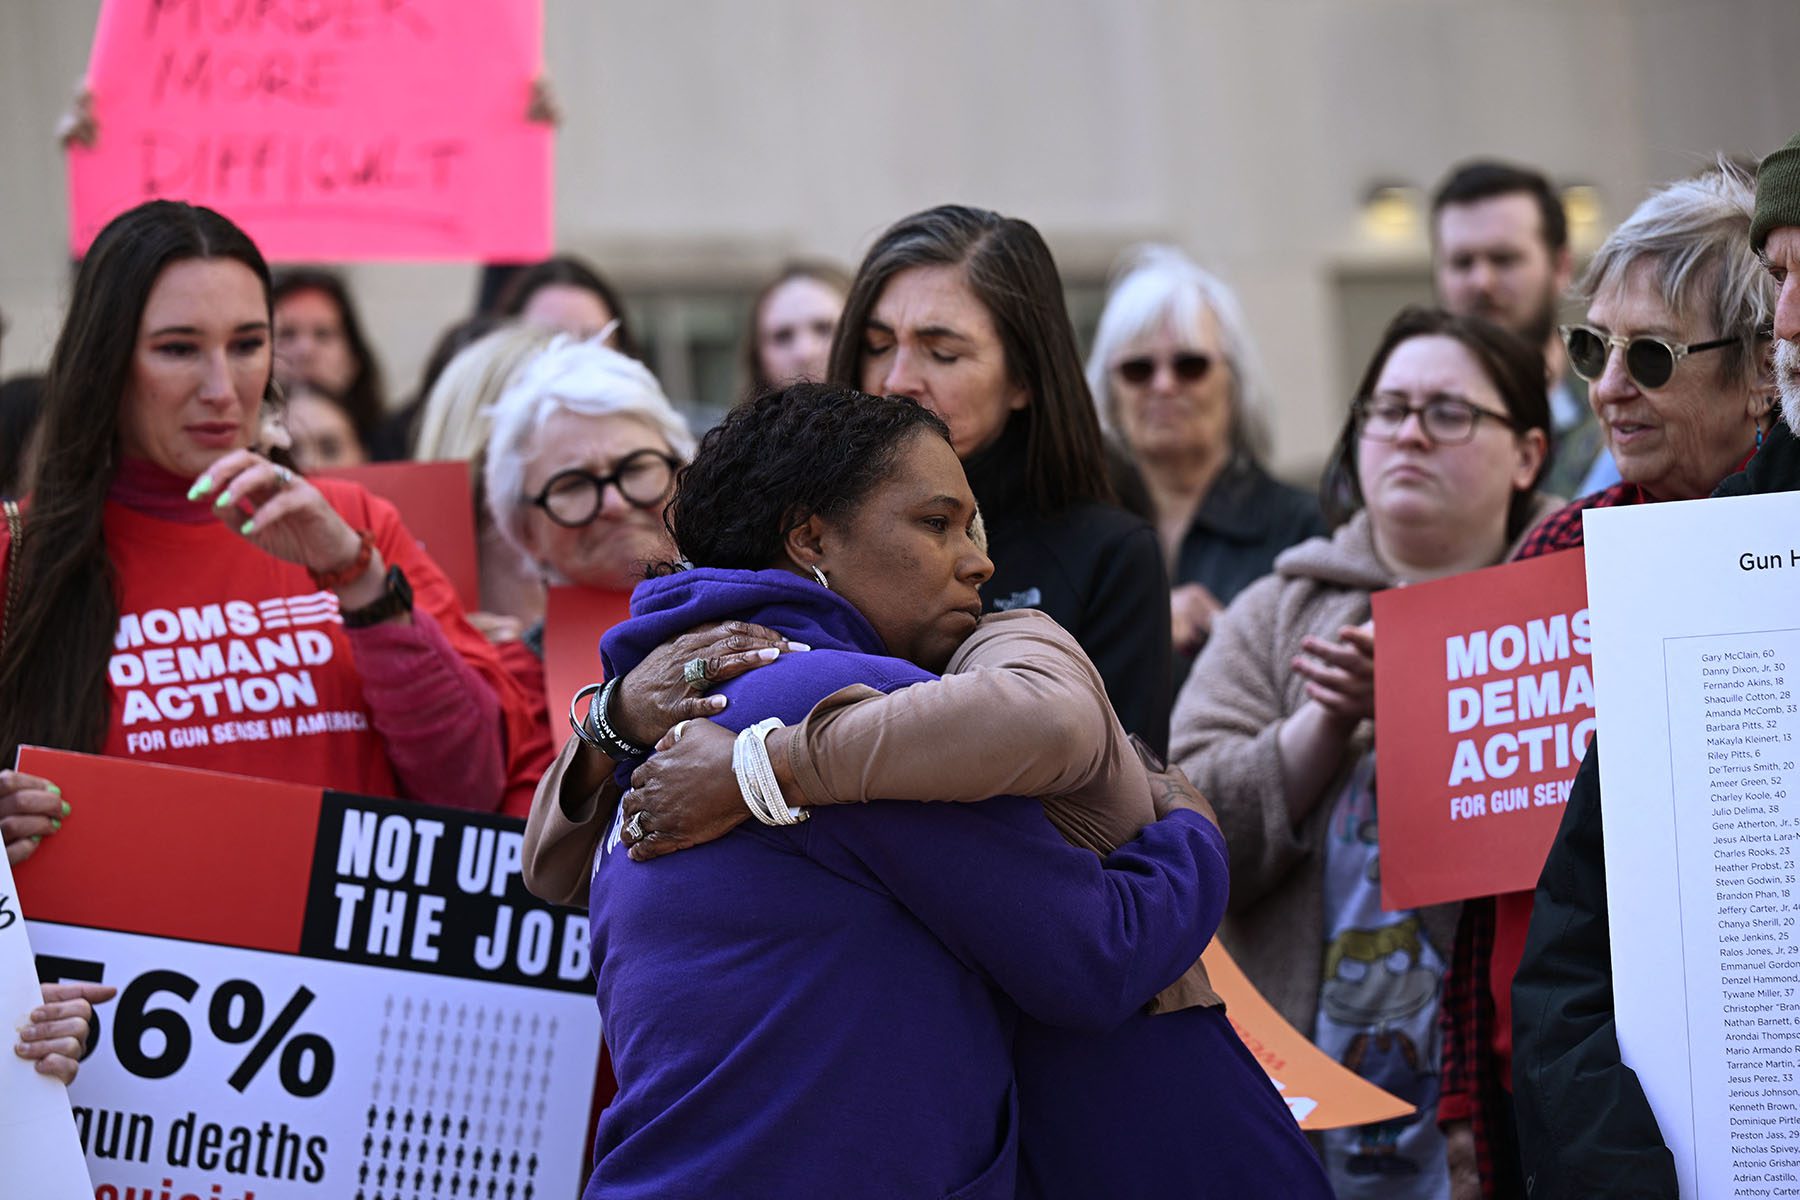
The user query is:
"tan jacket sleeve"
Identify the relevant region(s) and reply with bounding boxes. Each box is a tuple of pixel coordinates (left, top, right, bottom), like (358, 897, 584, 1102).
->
(521, 732, 621, 908)
(786, 610, 1119, 807)
(1170, 574, 1319, 914)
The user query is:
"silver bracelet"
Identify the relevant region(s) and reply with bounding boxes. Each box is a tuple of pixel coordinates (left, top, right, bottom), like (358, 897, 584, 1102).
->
(732, 718, 808, 826)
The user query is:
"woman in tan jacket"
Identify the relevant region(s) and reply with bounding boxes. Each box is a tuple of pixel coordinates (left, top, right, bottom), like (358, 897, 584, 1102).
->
(1170, 307, 1555, 1199)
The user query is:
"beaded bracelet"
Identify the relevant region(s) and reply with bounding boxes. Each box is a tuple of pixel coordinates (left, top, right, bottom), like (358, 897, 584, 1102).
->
(309, 528, 376, 590)
(568, 677, 650, 761)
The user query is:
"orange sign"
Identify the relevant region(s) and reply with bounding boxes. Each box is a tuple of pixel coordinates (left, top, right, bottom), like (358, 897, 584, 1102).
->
(542, 585, 634, 720)
(318, 461, 479, 611)
(1202, 943, 1413, 1130)
(1371, 549, 1593, 909)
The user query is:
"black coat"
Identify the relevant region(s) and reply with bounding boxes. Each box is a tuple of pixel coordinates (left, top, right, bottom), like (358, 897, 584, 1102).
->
(964, 417, 1174, 755)
(1511, 419, 1800, 1197)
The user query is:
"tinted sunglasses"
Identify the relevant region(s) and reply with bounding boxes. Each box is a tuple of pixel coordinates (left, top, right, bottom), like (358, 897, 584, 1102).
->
(1115, 352, 1212, 385)
(1560, 323, 1740, 391)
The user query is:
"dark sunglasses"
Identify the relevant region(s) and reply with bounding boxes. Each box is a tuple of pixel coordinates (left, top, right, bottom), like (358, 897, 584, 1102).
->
(1114, 352, 1212, 385)
(1560, 324, 1740, 391)
(528, 449, 678, 528)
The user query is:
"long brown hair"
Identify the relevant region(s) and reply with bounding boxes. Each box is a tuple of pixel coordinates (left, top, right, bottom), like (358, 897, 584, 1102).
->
(0, 201, 273, 765)
(826, 205, 1113, 514)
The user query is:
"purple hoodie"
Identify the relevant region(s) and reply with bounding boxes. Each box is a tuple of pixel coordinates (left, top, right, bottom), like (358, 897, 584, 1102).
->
(583, 568, 1228, 1199)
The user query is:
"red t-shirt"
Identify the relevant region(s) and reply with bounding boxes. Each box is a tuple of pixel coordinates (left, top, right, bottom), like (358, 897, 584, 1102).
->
(4, 479, 539, 806)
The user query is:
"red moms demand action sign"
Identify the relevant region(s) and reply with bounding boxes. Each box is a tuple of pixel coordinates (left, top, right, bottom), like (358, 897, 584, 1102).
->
(1371, 549, 1595, 909)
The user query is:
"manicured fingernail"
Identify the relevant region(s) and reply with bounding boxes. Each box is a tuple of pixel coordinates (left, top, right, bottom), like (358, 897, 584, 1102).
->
(49, 819, 60, 831)
(28, 835, 40, 845)
(755, 647, 780, 662)
(187, 475, 214, 500)
(214, 489, 234, 508)
(47, 783, 60, 796)
(785, 641, 811, 652)
(59, 800, 69, 817)
(707, 695, 727, 710)
(240, 519, 256, 535)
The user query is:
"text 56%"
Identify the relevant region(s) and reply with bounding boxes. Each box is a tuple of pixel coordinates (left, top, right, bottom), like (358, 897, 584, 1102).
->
(114, 970, 335, 1097)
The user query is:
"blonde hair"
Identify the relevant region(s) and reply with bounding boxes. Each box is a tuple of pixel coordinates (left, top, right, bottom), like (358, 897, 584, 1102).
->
(412, 323, 562, 467)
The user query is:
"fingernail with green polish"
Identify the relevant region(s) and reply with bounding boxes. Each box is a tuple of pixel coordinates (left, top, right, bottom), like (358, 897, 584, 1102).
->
(59, 800, 69, 817)
(240, 519, 256, 535)
(28, 836, 40, 845)
(49, 819, 59, 831)
(214, 489, 234, 509)
(187, 475, 214, 500)
(46, 783, 59, 796)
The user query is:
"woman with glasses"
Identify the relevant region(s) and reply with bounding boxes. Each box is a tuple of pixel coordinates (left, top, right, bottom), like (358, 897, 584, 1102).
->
(1171, 305, 1553, 1200)
(1449, 160, 1777, 1200)
(481, 337, 696, 733)
(1085, 245, 1322, 678)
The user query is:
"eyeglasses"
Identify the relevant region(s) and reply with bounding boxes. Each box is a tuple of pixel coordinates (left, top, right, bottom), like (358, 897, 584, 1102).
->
(1353, 395, 1521, 445)
(1560, 324, 1740, 391)
(528, 449, 678, 527)
(1114, 352, 1212, 385)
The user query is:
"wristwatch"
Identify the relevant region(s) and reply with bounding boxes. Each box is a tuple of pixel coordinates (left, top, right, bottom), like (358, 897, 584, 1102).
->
(341, 565, 414, 628)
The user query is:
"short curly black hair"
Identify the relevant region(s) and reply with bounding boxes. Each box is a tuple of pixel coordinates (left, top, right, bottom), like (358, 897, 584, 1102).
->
(668, 382, 952, 570)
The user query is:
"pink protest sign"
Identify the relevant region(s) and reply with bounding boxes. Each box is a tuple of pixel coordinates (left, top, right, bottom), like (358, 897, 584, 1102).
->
(67, 0, 552, 262)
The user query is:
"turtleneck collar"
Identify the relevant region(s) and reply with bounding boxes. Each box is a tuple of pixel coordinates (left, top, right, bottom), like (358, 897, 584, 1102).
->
(107, 456, 212, 524)
(961, 413, 1031, 519)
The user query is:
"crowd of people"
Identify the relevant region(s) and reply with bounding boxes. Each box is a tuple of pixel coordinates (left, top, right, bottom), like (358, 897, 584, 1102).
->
(4, 127, 1800, 1199)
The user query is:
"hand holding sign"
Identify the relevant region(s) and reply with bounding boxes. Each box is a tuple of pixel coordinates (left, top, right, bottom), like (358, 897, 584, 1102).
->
(1, 770, 68, 866)
(0, 847, 95, 1196)
(14, 982, 117, 1084)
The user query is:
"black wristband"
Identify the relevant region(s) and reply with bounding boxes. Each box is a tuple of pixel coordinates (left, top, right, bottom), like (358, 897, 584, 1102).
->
(340, 565, 413, 629)
(568, 677, 649, 760)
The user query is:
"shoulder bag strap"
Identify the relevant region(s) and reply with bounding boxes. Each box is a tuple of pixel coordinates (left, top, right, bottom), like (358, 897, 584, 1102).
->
(3, 499, 20, 647)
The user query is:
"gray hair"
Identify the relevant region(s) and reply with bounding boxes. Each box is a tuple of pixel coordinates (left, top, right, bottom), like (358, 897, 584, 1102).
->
(1083, 244, 1270, 464)
(1579, 158, 1773, 389)
(483, 335, 695, 567)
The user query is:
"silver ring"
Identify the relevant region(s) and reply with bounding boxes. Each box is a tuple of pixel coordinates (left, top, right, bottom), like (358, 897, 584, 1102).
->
(275, 465, 295, 488)
(625, 811, 646, 841)
(682, 657, 711, 691)
(669, 719, 692, 744)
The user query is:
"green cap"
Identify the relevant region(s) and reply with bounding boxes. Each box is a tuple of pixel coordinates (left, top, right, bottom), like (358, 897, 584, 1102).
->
(1753, 131, 1800, 253)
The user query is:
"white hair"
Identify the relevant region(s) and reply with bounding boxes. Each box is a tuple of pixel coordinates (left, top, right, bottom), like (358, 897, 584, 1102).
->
(1776, 338, 1800, 431)
(1083, 244, 1270, 463)
(483, 335, 696, 564)
(1579, 157, 1773, 390)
